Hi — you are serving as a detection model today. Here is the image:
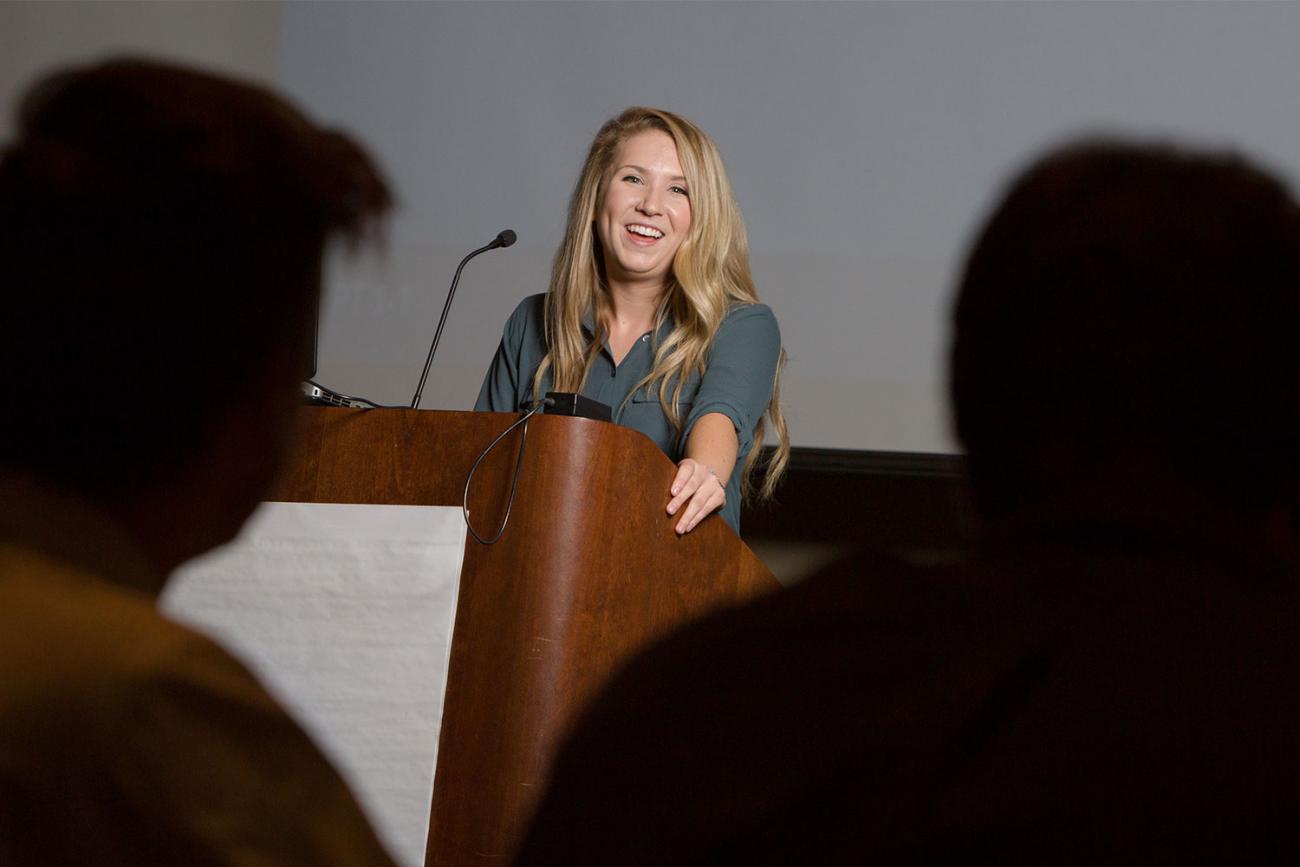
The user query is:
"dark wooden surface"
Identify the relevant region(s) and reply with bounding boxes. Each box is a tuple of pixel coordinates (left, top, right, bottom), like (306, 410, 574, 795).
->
(270, 406, 778, 864)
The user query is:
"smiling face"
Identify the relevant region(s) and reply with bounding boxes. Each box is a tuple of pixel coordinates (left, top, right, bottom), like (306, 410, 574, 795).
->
(595, 129, 692, 294)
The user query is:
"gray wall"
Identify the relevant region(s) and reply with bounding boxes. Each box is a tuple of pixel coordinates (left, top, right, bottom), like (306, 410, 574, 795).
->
(0, 1, 279, 137)
(6, 2, 1300, 453)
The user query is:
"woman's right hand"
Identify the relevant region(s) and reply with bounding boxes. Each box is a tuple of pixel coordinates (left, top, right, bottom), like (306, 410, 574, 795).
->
(667, 458, 726, 535)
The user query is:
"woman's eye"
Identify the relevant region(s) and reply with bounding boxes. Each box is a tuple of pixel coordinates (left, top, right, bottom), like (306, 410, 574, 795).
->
(671, 185, 689, 197)
(623, 174, 643, 184)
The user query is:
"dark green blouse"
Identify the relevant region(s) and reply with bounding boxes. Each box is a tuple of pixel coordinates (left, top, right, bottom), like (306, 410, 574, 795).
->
(474, 294, 781, 531)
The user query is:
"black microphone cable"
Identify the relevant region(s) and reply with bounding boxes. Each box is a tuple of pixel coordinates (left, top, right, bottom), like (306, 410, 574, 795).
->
(462, 398, 552, 545)
(411, 229, 517, 410)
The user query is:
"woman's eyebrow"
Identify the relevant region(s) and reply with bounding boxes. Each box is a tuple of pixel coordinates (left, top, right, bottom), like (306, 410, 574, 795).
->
(616, 163, 686, 183)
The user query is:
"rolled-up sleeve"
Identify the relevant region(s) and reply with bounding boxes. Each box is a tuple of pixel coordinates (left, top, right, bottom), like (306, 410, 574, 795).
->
(474, 295, 546, 412)
(683, 303, 781, 458)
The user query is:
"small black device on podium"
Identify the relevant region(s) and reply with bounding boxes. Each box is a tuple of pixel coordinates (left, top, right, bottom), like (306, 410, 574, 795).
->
(542, 392, 612, 422)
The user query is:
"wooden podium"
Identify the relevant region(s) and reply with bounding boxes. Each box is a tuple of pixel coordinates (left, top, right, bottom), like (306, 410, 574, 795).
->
(270, 406, 778, 864)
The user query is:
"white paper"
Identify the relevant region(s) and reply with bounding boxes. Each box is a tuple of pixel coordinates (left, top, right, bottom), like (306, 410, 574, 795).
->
(162, 502, 467, 867)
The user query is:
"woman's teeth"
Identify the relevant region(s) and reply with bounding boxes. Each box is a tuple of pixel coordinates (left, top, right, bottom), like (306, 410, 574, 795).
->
(627, 225, 663, 239)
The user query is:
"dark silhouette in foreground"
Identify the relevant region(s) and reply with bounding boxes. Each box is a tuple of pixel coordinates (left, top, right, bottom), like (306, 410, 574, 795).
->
(0, 59, 397, 864)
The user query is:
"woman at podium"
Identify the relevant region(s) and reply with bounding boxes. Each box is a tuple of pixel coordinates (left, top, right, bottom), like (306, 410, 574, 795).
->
(476, 106, 788, 534)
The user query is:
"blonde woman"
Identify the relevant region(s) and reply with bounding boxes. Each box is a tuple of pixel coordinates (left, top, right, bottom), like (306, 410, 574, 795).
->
(476, 107, 788, 535)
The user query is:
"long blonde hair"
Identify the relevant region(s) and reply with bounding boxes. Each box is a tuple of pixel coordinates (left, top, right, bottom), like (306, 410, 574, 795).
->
(533, 106, 789, 501)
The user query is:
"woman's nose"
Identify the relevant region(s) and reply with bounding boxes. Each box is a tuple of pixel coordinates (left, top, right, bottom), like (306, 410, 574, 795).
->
(638, 188, 662, 215)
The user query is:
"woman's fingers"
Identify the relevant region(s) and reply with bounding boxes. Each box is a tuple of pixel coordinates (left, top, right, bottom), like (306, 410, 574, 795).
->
(667, 460, 706, 515)
(669, 460, 697, 499)
(674, 475, 725, 535)
(667, 459, 726, 533)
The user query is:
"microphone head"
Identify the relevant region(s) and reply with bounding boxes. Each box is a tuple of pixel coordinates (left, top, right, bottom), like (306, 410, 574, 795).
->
(494, 229, 517, 249)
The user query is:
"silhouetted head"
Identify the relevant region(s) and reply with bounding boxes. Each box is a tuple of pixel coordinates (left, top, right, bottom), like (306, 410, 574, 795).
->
(0, 58, 391, 561)
(951, 140, 1300, 522)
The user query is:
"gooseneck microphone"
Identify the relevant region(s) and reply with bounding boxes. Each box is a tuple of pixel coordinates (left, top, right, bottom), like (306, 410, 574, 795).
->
(410, 229, 517, 409)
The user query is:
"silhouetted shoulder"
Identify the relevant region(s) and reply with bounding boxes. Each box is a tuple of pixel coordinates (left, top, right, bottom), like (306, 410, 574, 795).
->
(520, 538, 1300, 864)
(516, 549, 1016, 865)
